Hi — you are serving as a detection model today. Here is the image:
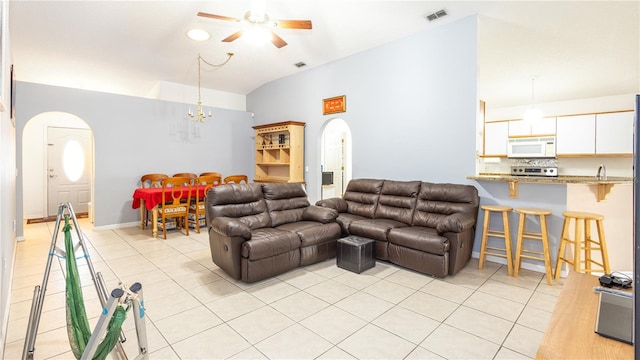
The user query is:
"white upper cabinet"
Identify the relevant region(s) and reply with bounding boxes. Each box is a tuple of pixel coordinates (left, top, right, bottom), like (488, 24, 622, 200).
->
(595, 111, 633, 154)
(484, 121, 508, 156)
(508, 117, 556, 137)
(556, 114, 596, 155)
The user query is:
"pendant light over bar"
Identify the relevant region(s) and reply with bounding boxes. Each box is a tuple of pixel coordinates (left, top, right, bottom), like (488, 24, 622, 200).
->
(523, 75, 543, 123)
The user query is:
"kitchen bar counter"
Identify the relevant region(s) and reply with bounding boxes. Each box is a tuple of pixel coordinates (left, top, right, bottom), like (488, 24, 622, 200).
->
(467, 174, 632, 201)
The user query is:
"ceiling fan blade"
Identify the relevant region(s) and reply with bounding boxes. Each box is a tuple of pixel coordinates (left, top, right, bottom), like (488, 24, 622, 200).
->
(197, 12, 240, 23)
(222, 30, 244, 43)
(273, 20, 312, 29)
(271, 31, 288, 48)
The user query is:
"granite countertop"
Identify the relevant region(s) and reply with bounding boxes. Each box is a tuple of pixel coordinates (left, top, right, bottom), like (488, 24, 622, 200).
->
(468, 173, 633, 185)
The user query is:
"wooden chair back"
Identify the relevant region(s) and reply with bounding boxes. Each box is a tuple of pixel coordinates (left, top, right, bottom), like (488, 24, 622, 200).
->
(172, 173, 197, 185)
(189, 174, 220, 233)
(158, 176, 192, 239)
(224, 175, 249, 184)
(139, 173, 168, 229)
(200, 171, 222, 179)
(197, 173, 222, 186)
(162, 176, 191, 205)
(140, 173, 168, 188)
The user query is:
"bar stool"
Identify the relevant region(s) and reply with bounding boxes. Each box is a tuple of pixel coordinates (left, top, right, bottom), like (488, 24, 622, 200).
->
(554, 211, 610, 278)
(513, 208, 553, 285)
(478, 205, 514, 275)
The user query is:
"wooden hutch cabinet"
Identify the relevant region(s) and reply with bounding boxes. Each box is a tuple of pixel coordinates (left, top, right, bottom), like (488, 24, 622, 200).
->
(252, 121, 305, 183)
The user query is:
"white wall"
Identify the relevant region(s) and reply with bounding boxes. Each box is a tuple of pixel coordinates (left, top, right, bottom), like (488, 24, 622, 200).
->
(0, 0, 16, 355)
(15, 82, 255, 234)
(248, 16, 479, 204)
(147, 81, 246, 112)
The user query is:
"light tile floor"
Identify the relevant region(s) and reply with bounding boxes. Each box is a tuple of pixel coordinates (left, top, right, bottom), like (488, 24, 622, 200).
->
(3, 219, 564, 359)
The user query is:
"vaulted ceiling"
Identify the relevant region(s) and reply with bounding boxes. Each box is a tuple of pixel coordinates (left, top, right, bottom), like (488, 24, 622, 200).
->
(9, 1, 639, 108)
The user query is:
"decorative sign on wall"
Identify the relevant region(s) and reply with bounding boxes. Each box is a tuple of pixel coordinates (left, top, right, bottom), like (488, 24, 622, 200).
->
(323, 95, 346, 115)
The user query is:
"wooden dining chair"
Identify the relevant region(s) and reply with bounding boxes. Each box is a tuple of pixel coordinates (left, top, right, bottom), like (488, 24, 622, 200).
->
(140, 173, 168, 229)
(199, 172, 222, 186)
(172, 173, 197, 185)
(188, 174, 219, 233)
(200, 171, 222, 179)
(223, 175, 249, 184)
(158, 176, 192, 239)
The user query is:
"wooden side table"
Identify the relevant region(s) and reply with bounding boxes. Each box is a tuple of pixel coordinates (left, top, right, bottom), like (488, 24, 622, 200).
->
(537, 271, 633, 359)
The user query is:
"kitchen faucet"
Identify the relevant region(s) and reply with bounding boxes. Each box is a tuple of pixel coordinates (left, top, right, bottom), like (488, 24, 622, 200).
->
(597, 164, 607, 180)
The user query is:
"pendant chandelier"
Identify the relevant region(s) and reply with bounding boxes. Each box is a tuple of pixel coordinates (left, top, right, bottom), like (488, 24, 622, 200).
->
(188, 52, 234, 122)
(523, 76, 543, 123)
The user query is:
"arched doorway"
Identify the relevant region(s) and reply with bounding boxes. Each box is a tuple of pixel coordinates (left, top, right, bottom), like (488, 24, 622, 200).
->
(320, 118, 352, 199)
(22, 112, 94, 222)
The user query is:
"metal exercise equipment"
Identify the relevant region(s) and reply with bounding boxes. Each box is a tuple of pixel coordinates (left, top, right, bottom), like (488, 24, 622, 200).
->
(22, 203, 147, 360)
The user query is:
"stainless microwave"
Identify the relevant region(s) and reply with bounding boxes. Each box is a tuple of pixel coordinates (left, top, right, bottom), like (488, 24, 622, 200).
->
(507, 136, 556, 158)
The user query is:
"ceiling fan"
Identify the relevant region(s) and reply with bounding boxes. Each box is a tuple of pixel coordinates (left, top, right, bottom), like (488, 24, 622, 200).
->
(197, 3, 312, 49)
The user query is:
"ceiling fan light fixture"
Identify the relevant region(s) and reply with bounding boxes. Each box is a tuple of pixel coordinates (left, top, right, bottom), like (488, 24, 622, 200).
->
(249, 0, 267, 20)
(244, 10, 269, 24)
(197, 4, 311, 48)
(243, 26, 272, 45)
(187, 28, 210, 41)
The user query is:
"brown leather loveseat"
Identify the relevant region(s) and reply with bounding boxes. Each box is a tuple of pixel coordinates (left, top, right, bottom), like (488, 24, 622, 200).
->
(316, 179, 479, 277)
(205, 182, 341, 282)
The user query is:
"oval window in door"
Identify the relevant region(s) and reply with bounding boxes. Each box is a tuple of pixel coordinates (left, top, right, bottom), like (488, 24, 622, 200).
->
(62, 140, 85, 182)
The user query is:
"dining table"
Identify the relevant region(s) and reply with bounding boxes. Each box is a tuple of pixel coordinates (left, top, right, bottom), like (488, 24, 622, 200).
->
(131, 185, 210, 238)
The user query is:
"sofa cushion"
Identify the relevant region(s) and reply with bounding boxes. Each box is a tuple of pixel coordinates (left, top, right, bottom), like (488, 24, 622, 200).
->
(262, 183, 311, 227)
(336, 213, 369, 234)
(374, 180, 421, 224)
(343, 179, 384, 218)
(206, 183, 271, 230)
(277, 221, 342, 247)
(276, 220, 319, 233)
(412, 182, 479, 231)
(241, 228, 301, 261)
(388, 227, 450, 255)
(349, 218, 409, 241)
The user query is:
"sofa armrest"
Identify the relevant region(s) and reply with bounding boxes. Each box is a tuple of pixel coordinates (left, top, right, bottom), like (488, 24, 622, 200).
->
(315, 198, 348, 213)
(436, 213, 476, 234)
(302, 205, 338, 223)
(211, 217, 252, 239)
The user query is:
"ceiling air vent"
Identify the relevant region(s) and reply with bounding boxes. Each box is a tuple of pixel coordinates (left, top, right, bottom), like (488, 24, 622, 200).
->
(294, 62, 306, 68)
(425, 9, 448, 22)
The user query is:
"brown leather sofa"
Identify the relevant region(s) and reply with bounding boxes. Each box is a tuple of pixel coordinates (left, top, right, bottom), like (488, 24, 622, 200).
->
(316, 179, 479, 277)
(205, 182, 341, 283)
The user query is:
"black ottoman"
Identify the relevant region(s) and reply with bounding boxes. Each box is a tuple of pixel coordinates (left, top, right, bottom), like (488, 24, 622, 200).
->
(337, 236, 375, 273)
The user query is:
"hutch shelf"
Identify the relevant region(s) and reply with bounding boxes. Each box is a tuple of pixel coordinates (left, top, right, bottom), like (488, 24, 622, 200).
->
(253, 121, 305, 183)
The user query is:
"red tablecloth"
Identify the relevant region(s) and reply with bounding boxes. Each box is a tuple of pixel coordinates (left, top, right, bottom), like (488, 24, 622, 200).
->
(132, 186, 210, 210)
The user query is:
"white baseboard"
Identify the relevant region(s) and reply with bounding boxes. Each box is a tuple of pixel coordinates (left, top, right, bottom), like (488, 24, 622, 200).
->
(471, 251, 556, 275)
(92, 221, 139, 231)
(1, 242, 17, 360)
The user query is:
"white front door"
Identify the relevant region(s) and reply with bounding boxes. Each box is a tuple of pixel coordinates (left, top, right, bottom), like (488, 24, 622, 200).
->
(321, 118, 351, 200)
(47, 127, 92, 216)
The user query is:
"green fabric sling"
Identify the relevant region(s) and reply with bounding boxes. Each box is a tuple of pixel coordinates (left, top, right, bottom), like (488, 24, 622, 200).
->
(63, 215, 127, 360)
